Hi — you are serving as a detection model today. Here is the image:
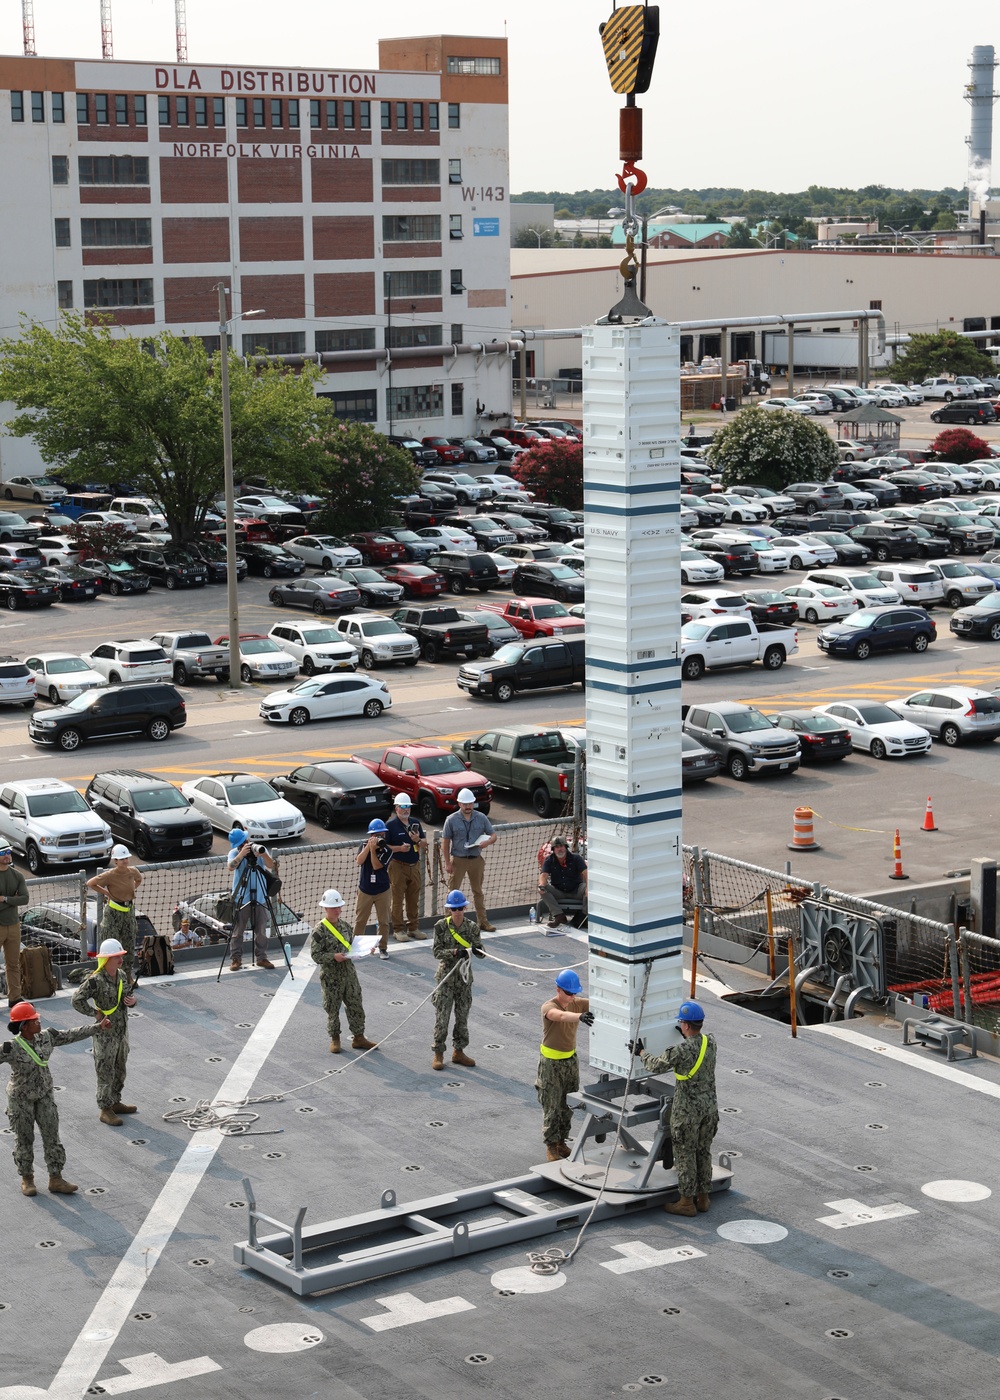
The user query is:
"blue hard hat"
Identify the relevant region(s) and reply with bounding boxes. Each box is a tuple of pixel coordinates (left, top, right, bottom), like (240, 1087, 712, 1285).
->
(677, 1000, 705, 1024)
(228, 827, 247, 846)
(367, 819, 387, 834)
(445, 890, 467, 909)
(556, 969, 582, 995)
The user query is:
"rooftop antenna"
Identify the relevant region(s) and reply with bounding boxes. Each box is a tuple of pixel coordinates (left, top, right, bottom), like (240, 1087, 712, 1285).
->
(22, 0, 36, 56)
(100, 0, 113, 60)
(175, 0, 188, 64)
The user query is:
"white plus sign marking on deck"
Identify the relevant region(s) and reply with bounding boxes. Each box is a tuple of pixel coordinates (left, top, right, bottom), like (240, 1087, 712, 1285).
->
(360, 1292, 476, 1332)
(89, 1354, 221, 1394)
(599, 1241, 706, 1274)
(817, 1198, 919, 1229)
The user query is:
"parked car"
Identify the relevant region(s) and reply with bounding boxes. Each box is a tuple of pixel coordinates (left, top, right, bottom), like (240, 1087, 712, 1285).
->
(688, 532, 758, 577)
(886, 472, 955, 503)
(424, 471, 493, 504)
(681, 701, 800, 781)
(347, 532, 408, 566)
(181, 772, 306, 839)
(802, 532, 871, 566)
(332, 566, 403, 607)
(171, 889, 307, 946)
(769, 535, 837, 569)
(425, 550, 501, 593)
(0, 571, 59, 610)
(268, 576, 361, 614)
(813, 701, 932, 759)
(908, 509, 993, 555)
(283, 534, 363, 569)
(930, 401, 997, 426)
(149, 631, 231, 685)
(680, 588, 751, 621)
(0, 778, 111, 873)
(448, 437, 500, 465)
(77, 557, 151, 595)
(512, 562, 585, 603)
(773, 711, 852, 762)
(28, 683, 187, 752)
(923, 561, 995, 608)
(377, 563, 445, 598)
(728, 485, 796, 517)
(682, 732, 722, 783)
(272, 759, 393, 828)
(380, 527, 439, 563)
(480, 598, 585, 639)
(24, 565, 98, 602)
(388, 435, 439, 468)
(681, 494, 728, 527)
(846, 522, 920, 562)
(0, 542, 45, 571)
(459, 607, 521, 649)
(918, 378, 975, 401)
(266, 622, 358, 674)
(477, 435, 524, 463)
(456, 635, 586, 703)
(779, 583, 856, 623)
(515, 505, 583, 542)
(444, 516, 517, 551)
(76, 510, 138, 534)
(708, 493, 769, 524)
(0, 512, 40, 544)
(817, 606, 936, 660)
(212, 634, 298, 684)
(238, 542, 305, 578)
(83, 640, 171, 685)
(85, 769, 214, 861)
(24, 653, 103, 704)
(870, 565, 945, 608)
(2, 476, 66, 504)
(905, 525, 950, 560)
(333, 614, 421, 668)
(451, 725, 578, 817)
(183, 538, 248, 582)
(803, 568, 898, 608)
(496, 541, 559, 565)
(760, 396, 814, 415)
(887, 687, 1000, 746)
(417, 525, 478, 553)
(679, 617, 798, 680)
(950, 594, 1000, 640)
(391, 605, 492, 662)
(745, 539, 791, 573)
(353, 744, 491, 824)
(260, 673, 391, 726)
(483, 512, 548, 543)
(681, 548, 725, 584)
(422, 439, 466, 467)
(784, 483, 846, 514)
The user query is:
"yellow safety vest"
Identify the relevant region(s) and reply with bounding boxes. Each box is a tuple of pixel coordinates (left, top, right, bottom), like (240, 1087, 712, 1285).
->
(15, 1035, 48, 1068)
(108, 899, 133, 913)
(322, 918, 352, 952)
(448, 918, 471, 950)
(539, 1043, 576, 1060)
(95, 977, 124, 1018)
(674, 1034, 708, 1081)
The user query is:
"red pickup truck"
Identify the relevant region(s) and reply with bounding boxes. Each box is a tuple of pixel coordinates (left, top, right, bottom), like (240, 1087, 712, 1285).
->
(479, 597, 585, 639)
(353, 743, 492, 825)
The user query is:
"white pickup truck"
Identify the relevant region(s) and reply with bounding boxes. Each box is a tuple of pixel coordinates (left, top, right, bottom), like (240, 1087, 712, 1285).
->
(918, 378, 975, 402)
(680, 617, 798, 681)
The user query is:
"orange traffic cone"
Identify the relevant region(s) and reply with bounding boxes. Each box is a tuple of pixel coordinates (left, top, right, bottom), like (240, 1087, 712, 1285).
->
(788, 807, 820, 851)
(921, 797, 938, 833)
(889, 828, 908, 880)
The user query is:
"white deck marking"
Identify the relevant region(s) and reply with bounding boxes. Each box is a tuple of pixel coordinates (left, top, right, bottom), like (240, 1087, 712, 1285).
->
(243, 1325, 324, 1353)
(490, 1266, 566, 1294)
(921, 1179, 991, 1202)
(817, 1197, 919, 1229)
(599, 1241, 705, 1274)
(809, 1024, 1000, 1100)
(360, 1291, 476, 1332)
(91, 1353, 222, 1395)
(716, 1219, 788, 1244)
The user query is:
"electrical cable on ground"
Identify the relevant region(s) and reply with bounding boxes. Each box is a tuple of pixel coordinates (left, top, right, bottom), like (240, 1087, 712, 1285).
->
(484, 948, 589, 973)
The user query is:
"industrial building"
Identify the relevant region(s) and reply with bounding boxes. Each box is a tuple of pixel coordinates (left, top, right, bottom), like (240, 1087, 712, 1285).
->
(0, 34, 512, 477)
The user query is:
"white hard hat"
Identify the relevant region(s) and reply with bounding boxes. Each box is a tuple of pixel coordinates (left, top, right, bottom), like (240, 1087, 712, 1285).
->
(98, 938, 125, 957)
(457, 788, 476, 804)
(111, 844, 130, 861)
(394, 793, 412, 807)
(320, 889, 345, 909)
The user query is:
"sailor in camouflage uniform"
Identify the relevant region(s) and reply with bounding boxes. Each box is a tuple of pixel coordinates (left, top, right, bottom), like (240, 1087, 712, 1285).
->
(72, 937, 136, 1126)
(87, 844, 142, 983)
(536, 968, 595, 1161)
(431, 890, 485, 1071)
(1, 999, 110, 1196)
(634, 999, 719, 1216)
(310, 890, 377, 1055)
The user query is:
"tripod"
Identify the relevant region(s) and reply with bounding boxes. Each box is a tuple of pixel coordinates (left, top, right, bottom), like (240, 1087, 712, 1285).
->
(217, 848, 294, 983)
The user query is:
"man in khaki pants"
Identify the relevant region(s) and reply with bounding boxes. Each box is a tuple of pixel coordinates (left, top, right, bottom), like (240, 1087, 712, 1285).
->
(385, 794, 427, 941)
(442, 789, 497, 932)
(0, 840, 28, 1007)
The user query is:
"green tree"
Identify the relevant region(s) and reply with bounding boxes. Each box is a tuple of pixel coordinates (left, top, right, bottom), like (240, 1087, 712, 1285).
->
(309, 420, 420, 536)
(512, 225, 557, 248)
(932, 209, 958, 231)
(892, 330, 994, 383)
(509, 437, 583, 509)
(929, 427, 991, 464)
(726, 222, 754, 248)
(706, 406, 838, 492)
(0, 316, 331, 541)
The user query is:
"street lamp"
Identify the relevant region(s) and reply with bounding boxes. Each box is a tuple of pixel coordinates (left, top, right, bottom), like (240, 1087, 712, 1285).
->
(216, 283, 265, 691)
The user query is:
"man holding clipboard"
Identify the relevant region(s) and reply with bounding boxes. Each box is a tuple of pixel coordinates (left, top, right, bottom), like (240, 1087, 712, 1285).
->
(441, 789, 497, 931)
(310, 890, 379, 1055)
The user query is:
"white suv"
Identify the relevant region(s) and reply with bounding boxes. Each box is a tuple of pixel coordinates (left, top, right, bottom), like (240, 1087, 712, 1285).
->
(267, 622, 358, 675)
(0, 656, 35, 708)
(333, 614, 420, 668)
(871, 565, 945, 607)
(0, 778, 112, 873)
(84, 640, 172, 685)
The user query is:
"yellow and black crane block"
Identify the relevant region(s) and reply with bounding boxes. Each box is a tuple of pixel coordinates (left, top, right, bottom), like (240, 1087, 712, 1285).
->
(599, 4, 660, 96)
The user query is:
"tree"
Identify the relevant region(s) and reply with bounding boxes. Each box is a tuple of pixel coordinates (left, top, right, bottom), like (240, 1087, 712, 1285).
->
(726, 222, 754, 248)
(308, 420, 420, 536)
(64, 521, 134, 561)
(929, 427, 991, 464)
(512, 225, 557, 248)
(509, 437, 583, 509)
(892, 330, 994, 384)
(0, 316, 331, 541)
(706, 406, 838, 492)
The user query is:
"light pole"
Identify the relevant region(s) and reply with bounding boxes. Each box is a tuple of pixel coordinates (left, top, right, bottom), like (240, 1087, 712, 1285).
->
(386, 269, 394, 437)
(216, 284, 264, 691)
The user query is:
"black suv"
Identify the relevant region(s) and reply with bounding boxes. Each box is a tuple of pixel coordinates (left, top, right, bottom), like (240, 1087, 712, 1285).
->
(512, 562, 585, 603)
(184, 538, 248, 582)
(930, 401, 997, 426)
(28, 684, 186, 752)
(443, 515, 517, 551)
(425, 550, 500, 593)
(77, 557, 151, 595)
(388, 435, 440, 468)
(86, 769, 213, 860)
(847, 523, 921, 561)
(908, 509, 994, 555)
(126, 544, 208, 589)
(457, 635, 586, 702)
(688, 533, 758, 577)
(517, 505, 583, 542)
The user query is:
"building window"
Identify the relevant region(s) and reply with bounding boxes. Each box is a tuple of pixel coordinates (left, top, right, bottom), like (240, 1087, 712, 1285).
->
(134, 94, 147, 125)
(241, 331, 306, 356)
(413, 102, 424, 131)
(396, 102, 408, 130)
(31, 91, 44, 123)
(449, 158, 462, 184)
(236, 98, 247, 128)
(83, 278, 154, 309)
(51, 154, 69, 185)
(451, 382, 464, 415)
(78, 155, 149, 185)
(76, 93, 88, 123)
(54, 218, 71, 248)
(383, 270, 442, 299)
(195, 95, 207, 127)
(448, 103, 461, 129)
(383, 214, 441, 241)
(315, 328, 376, 353)
(386, 325, 443, 349)
(869, 299, 882, 311)
(343, 101, 355, 130)
(309, 99, 321, 129)
(95, 94, 109, 125)
(380, 102, 391, 130)
(195, 334, 221, 353)
(57, 281, 73, 309)
(253, 98, 265, 128)
(360, 100, 371, 130)
(387, 384, 443, 420)
(175, 96, 189, 126)
(446, 56, 502, 75)
(113, 94, 127, 125)
(451, 323, 463, 344)
(11, 91, 24, 123)
(450, 269, 465, 295)
(82, 218, 152, 247)
(324, 99, 337, 129)
(964, 316, 987, 332)
(428, 102, 439, 131)
(51, 92, 65, 123)
(158, 95, 170, 125)
(213, 96, 224, 127)
(271, 98, 283, 127)
(288, 98, 300, 129)
(450, 214, 463, 240)
(317, 389, 377, 422)
(381, 158, 440, 185)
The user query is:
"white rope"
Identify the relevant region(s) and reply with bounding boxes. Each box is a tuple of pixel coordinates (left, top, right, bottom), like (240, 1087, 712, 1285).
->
(483, 949, 589, 973)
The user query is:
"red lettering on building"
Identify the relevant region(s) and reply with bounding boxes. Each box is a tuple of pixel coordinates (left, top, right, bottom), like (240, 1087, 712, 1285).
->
(156, 68, 170, 89)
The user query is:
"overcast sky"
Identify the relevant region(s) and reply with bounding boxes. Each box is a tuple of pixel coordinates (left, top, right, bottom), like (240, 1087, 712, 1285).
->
(1, 0, 993, 194)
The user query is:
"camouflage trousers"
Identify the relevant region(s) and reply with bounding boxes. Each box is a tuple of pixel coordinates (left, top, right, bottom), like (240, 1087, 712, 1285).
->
(535, 1054, 580, 1145)
(671, 1107, 719, 1198)
(6, 1092, 65, 1177)
(432, 967, 472, 1054)
(93, 1033, 129, 1109)
(100, 905, 138, 983)
(321, 965, 366, 1039)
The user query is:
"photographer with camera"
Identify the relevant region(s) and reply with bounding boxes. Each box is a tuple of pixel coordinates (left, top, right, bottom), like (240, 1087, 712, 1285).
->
(227, 823, 277, 972)
(386, 794, 427, 942)
(354, 819, 392, 960)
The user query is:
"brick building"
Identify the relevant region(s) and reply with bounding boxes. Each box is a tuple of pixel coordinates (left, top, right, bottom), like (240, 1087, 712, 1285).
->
(0, 34, 512, 477)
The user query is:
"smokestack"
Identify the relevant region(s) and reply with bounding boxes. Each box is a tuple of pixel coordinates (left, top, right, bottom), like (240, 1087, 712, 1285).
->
(966, 45, 998, 213)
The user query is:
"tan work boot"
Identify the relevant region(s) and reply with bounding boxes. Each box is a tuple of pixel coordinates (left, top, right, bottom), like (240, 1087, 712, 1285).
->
(99, 1108, 123, 1127)
(664, 1196, 697, 1217)
(352, 1034, 378, 1051)
(410, 930, 428, 940)
(480, 920, 497, 932)
(696, 1192, 711, 1213)
(329, 1036, 341, 1054)
(229, 958, 242, 972)
(557, 1141, 571, 1159)
(48, 1174, 78, 1194)
(432, 1050, 444, 1070)
(392, 931, 410, 942)
(21, 1176, 36, 1197)
(545, 1143, 563, 1162)
(257, 957, 276, 970)
(112, 1102, 137, 1114)
(452, 1048, 476, 1067)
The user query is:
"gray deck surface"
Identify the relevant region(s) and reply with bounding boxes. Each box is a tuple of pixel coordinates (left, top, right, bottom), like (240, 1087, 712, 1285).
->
(4, 925, 1000, 1400)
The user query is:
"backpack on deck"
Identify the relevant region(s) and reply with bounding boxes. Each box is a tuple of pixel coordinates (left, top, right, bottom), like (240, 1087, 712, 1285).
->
(137, 934, 174, 978)
(19, 944, 58, 999)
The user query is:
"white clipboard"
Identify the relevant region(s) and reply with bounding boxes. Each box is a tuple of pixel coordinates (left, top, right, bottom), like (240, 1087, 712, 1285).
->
(349, 935, 380, 961)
